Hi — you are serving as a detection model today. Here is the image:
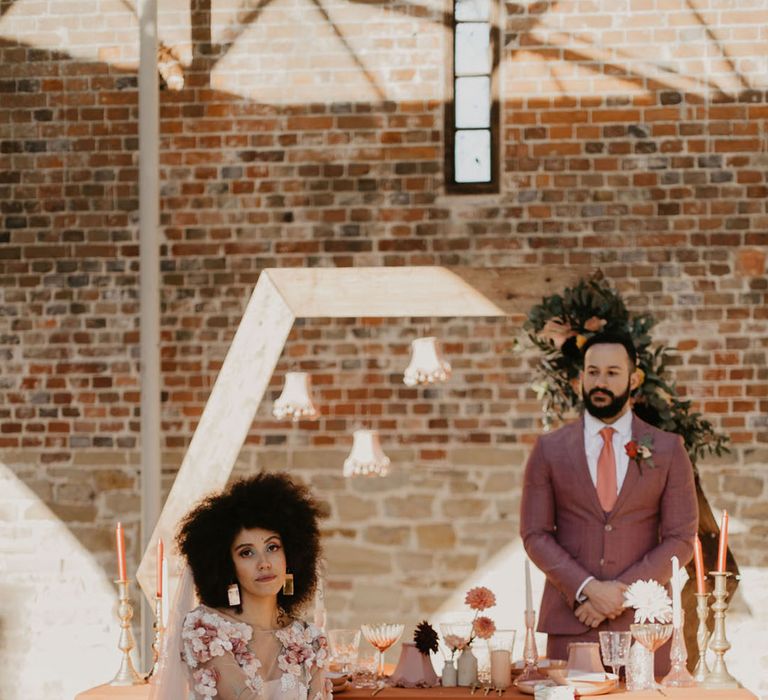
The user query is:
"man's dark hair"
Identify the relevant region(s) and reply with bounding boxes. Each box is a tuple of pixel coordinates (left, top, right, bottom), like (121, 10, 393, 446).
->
(177, 472, 323, 617)
(580, 331, 637, 368)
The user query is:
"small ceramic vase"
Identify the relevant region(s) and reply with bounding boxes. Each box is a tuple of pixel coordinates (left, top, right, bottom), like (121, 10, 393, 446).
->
(441, 659, 458, 687)
(457, 647, 478, 686)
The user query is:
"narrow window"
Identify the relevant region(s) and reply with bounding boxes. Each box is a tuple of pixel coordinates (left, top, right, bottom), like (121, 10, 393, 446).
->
(446, 0, 499, 193)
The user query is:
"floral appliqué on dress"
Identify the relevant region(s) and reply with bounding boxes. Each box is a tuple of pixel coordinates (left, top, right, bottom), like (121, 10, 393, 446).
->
(181, 608, 328, 699)
(276, 621, 329, 693)
(182, 608, 264, 697)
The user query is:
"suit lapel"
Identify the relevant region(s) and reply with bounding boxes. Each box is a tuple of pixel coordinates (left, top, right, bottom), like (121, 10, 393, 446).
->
(566, 417, 605, 519)
(611, 413, 643, 515)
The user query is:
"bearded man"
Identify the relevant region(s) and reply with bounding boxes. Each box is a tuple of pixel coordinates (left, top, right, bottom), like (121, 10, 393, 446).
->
(520, 331, 698, 674)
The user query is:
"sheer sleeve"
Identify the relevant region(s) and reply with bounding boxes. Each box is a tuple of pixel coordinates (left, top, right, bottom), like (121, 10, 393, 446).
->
(307, 628, 331, 700)
(307, 664, 331, 700)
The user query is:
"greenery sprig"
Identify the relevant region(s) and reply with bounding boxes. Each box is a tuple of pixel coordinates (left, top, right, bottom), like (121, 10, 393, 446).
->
(523, 272, 729, 466)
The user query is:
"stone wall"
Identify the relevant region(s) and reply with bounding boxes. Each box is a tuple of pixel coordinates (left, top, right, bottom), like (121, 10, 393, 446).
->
(1, 0, 767, 697)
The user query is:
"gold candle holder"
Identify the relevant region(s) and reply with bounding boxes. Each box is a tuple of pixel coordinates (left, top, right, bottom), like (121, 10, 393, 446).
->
(145, 595, 165, 681)
(701, 572, 739, 689)
(110, 579, 146, 686)
(515, 610, 548, 684)
(693, 592, 711, 683)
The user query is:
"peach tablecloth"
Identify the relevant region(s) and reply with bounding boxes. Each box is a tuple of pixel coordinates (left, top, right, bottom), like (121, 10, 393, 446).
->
(75, 683, 758, 700)
(342, 687, 757, 700)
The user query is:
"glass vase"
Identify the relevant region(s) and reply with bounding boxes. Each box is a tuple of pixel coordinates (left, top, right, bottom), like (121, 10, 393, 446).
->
(661, 611, 695, 687)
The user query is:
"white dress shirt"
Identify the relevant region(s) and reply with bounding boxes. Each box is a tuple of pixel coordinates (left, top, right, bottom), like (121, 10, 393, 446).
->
(576, 410, 634, 603)
(583, 409, 633, 491)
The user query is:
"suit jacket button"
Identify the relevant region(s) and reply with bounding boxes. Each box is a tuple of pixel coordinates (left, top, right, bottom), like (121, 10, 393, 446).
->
(604, 524, 613, 532)
(600, 558, 605, 566)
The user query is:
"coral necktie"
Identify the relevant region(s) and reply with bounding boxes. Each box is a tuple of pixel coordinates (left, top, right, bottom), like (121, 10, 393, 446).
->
(597, 426, 617, 512)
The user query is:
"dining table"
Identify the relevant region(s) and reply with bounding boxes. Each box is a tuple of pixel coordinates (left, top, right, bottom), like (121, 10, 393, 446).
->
(340, 685, 759, 700)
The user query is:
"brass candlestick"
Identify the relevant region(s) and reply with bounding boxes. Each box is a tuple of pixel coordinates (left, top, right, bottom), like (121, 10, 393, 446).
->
(515, 610, 548, 684)
(110, 579, 146, 686)
(693, 592, 711, 683)
(701, 572, 739, 689)
(145, 595, 165, 681)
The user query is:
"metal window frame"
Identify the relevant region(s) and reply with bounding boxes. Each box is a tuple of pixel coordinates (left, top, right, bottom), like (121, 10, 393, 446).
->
(445, 0, 501, 194)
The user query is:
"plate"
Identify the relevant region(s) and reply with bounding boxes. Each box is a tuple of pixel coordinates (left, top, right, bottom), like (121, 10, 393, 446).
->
(548, 669, 619, 696)
(510, 659, 567, 677)
(514, 679, 557, 695)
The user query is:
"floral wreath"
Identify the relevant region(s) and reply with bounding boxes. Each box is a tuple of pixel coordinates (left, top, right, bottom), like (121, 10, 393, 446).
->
(523, 272, 729, 466)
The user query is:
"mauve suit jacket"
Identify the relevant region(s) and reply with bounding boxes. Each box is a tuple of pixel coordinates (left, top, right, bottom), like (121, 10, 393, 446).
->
(520, 413, 698, 635)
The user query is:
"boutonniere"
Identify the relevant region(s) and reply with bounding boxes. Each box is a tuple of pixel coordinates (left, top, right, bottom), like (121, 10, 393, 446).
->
(625, 435, 655, 472)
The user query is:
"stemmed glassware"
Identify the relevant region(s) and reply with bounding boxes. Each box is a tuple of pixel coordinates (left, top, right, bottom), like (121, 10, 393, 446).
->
(361, 623, 404, 680)
(629, 623, 673, 690)
(598, 630, 632, 679)
(439, 621, 472, 658)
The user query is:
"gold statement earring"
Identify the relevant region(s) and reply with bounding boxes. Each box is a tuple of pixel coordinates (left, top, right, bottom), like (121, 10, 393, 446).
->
(227, 583, 241, 606)
(282, 573, 294, 596)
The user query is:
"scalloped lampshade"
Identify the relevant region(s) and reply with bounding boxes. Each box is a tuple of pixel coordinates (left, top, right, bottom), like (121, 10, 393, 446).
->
(403, 336, 451, 387)
(343, 429, 391, 477)
(272, 371, 318, 421)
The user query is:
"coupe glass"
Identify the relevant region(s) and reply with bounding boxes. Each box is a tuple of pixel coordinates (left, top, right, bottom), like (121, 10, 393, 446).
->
(598, 630, 632, 679)
(328, 628, 361, 674)
(361, 623, 404, 679)
(630, 623, 673, 690)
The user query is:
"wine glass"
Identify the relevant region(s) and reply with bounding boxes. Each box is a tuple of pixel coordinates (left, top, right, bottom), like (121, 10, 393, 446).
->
(361, 623, 404, 679)
(598, 630, 632, 679)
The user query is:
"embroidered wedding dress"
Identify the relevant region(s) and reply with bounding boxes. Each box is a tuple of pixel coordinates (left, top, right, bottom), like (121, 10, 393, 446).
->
(180, 605, 331, 700)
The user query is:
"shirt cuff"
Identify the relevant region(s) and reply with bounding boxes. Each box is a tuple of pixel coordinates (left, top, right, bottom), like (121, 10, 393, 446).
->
(575, 576, 595, 603)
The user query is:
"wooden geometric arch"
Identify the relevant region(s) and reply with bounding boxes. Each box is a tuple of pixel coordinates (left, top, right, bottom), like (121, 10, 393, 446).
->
(137, 265, 587, 600)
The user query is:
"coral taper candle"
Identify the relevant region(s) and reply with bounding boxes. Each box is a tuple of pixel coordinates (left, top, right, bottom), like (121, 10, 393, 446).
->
(156, 538, 164, 598)
(716, 510, 729, 572)
(525, 559, 533, 612)
(115, 522, 127, 581)
(694, 535, 706, 594)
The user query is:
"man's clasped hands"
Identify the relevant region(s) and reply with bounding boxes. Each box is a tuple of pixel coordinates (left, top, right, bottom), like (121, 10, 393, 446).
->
(575, 580, 628, 627)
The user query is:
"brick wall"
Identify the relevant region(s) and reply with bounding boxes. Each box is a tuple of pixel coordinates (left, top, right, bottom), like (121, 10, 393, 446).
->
(1, 0, 767, 697)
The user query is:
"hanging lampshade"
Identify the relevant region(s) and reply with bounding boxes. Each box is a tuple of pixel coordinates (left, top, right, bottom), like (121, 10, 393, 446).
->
(343, 429, 391, 478)
(272, 372, 318, 421)
(403, 336, 451, 387)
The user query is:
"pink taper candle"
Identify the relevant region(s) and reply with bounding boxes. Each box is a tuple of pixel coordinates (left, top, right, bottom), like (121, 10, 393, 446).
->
(693, 535, 706, 594)
(156, 538, 164, 598)
(525, 559, 533, 612)
(115, 522, 127, 581)
(716, 510, 728, 572)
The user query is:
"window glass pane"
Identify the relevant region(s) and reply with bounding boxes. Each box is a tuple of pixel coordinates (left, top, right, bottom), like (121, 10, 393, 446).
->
(455, 0, 490, 21)
(455, 23, 490, 76)
(455, 76, 490, 128)
(455, 129, 491, 183)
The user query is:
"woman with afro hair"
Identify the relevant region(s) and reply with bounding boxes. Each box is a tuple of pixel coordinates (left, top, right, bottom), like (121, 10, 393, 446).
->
(168, 472, 331, 700)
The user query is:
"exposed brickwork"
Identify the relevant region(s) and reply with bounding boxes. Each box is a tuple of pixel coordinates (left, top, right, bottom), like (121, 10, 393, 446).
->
(1, 0, 767, 697)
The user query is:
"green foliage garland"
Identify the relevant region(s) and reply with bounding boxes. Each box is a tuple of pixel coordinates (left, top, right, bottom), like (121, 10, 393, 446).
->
(523, 273, 729, 466)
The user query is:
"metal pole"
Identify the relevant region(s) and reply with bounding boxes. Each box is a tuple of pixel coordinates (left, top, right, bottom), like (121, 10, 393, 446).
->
(138, 0, 161, 671)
